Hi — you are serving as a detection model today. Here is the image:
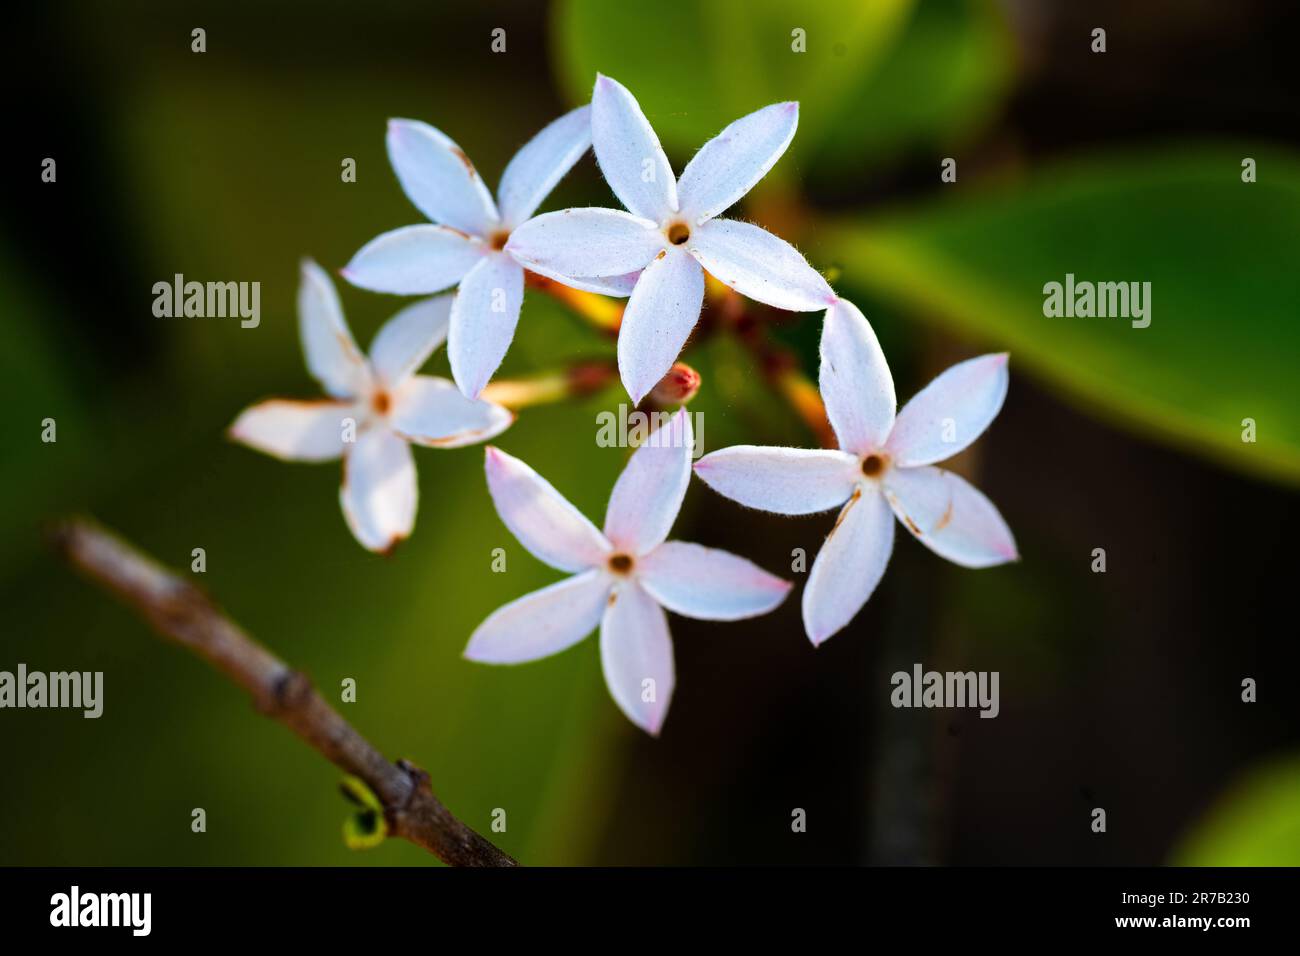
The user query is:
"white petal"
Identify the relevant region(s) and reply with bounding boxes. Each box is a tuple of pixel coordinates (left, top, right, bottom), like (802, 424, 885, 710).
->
(688, 218, 835, 311)
(677, 102, 799, 224)
(591, 74, 678, 222)
(229, 399, 353, 462)
(616, 247, 705, 403)
(819, 298, 895, 455)
(886, 354, 1009, 467)
(446, 253, 525, 399)
(342, 225, 483, 295)
(496, 105, 592, 229)
(693, 446, 859, 515)
(298, 259, 369, 398)
(553, 271, 642, 298)
(604, 408, 692, 554)
(368, 295, 453, 386)
(638, 541, 791, 621)
(884, 466, 1018, 569)
(464, 570, 610, 664)
(339, 428, 417, 553)
(390, 375, 513, 448)
(802, 488, 894, 646)
(600, 582, 674, 735)
(505, 207, 660, 281)
(484, 446, 611, 572)
(386, 118, 499, 236)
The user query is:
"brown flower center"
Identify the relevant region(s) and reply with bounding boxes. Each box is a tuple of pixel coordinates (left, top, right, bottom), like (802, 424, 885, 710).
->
(666, 222, 690, 245)
(371, 390, 392, 416)
(488, 229, 510, 251)
(861, 453, 886, 478)
(607, 552, 635, 575)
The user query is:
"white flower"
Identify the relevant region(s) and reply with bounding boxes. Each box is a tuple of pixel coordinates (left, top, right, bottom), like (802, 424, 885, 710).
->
(506, 74, 837, 404)
(230, 259, 513, 553)
(465, 409, 791, 735)
(693, 299, 1018, 646)
(341, 106, 627, 399)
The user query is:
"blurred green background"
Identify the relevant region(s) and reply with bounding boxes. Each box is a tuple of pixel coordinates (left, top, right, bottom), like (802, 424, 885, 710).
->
(2, 0, 1298, 865)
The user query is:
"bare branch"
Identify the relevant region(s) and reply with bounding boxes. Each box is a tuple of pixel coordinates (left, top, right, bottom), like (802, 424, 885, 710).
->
(48, 516, 517, 868)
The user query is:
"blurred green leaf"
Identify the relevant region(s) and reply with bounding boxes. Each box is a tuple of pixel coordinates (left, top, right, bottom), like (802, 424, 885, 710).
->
(1173, 755, 1300, 865)
(553, 0, 910, 167)
(812, 0, 1013, 171)
(827, 147, 1300, 484)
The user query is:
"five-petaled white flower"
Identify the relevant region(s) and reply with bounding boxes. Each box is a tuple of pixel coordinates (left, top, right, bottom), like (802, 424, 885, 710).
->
(230, 259, 513, 553)
(506, 74, 837, 404)
(694, 299, 1018, 646)
(465, 409, 792, 735)
(342, 105, 631, 399)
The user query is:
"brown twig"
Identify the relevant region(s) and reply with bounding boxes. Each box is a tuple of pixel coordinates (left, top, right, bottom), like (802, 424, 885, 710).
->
(48, 516, 517, 868)
(720, 285, 836, 448)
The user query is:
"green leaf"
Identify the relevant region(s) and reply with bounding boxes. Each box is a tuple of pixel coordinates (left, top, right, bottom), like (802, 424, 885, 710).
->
(826, 147, 1300, 484)
(551, 0, 917, 168)
(808, 0, 1014, 171)
(1173, 755, 1300, 865)
(343, 810, 387, 851)
(340, 776, 387, 850)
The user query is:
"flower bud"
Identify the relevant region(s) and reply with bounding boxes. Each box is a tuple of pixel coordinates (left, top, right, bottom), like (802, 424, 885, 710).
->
(648, 362, 701, 406)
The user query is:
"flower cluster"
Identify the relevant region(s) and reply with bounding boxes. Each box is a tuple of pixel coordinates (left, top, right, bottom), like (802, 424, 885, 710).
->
(231, 75, 1017, 734)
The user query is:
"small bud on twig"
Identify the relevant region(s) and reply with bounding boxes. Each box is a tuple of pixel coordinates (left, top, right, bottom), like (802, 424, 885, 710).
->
(647, 362, 701, 407)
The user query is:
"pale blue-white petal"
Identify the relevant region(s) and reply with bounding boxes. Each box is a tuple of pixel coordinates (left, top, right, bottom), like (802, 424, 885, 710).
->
(604, 408, 692, 554)
(464, 570, 610, 664)
(883, 466, 1018, 569)
(448, 253, 525, 399)
(693, 445, 859, 515)
(802, 488, 894, 645)
(339, 427, 418, 553)
(229, 399, 354, 462)
(496, 105, 592, 229)
(386, 118, 499, 236)
(342, 225, 483, 295)
(819, 298, 895, 456)
(638, 541, 791, 621)
(368, 295, 453, 386)
(390, 375, 513, 448)
(600, 581, 674, 735)
(591, 74, 678, 222)
(677, 102, 798, 224)
(298, 258, 369, 398)
(505, 207, 660, 280)
(484, 446, 611, 573)
(688, 218, 835, 311)
(886, 354, 1010, 467)
(554, 271, 642, 297)
(616, 247, 704, 404)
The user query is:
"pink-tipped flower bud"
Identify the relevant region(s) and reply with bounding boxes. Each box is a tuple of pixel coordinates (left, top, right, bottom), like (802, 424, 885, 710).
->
(648, 362, 701, 407)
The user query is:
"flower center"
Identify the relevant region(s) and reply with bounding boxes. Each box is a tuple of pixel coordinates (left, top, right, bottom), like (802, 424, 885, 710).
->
(607, 552, 635, 575)
(861, 453, 887, 478)
(487, 229, 510, 251)
(371, 390, 392, 416)
(666, 221, 690, 245)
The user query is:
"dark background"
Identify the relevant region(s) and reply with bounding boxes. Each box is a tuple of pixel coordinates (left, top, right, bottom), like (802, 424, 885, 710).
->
(1, 0, 1297, 865)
